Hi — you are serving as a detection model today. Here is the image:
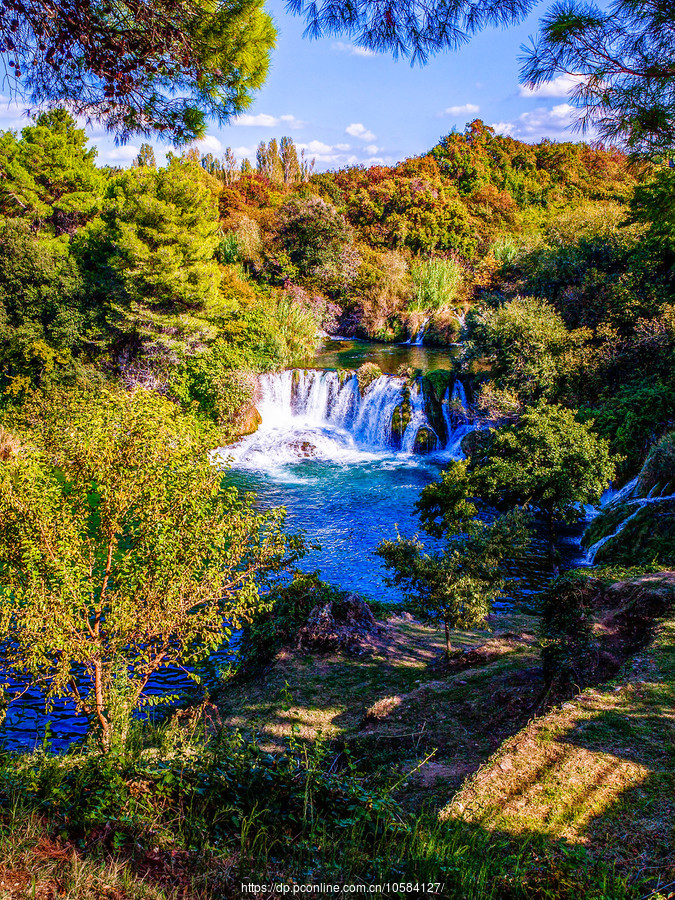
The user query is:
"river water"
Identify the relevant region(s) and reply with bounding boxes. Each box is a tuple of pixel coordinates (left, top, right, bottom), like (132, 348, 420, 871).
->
(219, 339, 586, 604)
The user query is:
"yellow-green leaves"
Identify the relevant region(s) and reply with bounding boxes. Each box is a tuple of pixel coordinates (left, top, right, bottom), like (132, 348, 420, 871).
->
(0, 388, 304, 750)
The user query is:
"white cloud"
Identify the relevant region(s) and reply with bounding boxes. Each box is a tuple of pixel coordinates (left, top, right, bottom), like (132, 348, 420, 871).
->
(491, 103, 586, 141)
(100, 144, 141, 163)
(303, 140, 335, 154)
(232, 112, 305, 129)
(296, 137, 392, 167)
(442, 103, 480, 117)
(332, 41, 378, 58)
(491, 121, 517, 137)
(0, 97, 35, 130)
(519, 74, 586, 99)
(233, 145, 257, 160)
(279, 114, 306, 128)
(232, 113, 280, 127)
(194, 135, 224, 154)
(346, 122, 376, 141)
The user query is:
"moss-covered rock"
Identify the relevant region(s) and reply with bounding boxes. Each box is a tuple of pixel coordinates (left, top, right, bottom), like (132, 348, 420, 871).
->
(595, 501, 675, 566)
(391, 387, 412, 449)
(237, 405, 263, 438)
(413, 425, 439, 454)
(583, 499, 675, 567)
(356, 362, 381, 395)
(582, 501, 634, 549)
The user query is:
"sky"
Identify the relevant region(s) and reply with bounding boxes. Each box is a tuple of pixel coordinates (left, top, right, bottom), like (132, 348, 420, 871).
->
(0, 0, 591, 171)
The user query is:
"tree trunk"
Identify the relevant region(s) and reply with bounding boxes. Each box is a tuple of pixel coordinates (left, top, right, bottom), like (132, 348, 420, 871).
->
(93, 659, 111, 752)
(444, 620, 452, 658)
(547, 509, 560, 579)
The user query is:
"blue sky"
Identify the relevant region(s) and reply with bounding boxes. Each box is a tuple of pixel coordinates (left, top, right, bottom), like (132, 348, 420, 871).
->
(0, 0, 590, 170)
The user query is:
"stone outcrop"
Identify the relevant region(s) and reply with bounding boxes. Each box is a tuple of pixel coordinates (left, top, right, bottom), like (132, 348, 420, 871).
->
(296, 594, 382, 653)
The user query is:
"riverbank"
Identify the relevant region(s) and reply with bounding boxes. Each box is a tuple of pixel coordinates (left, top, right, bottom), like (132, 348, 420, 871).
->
(217, 609, 543, 812)
(0, 575, 674, 898)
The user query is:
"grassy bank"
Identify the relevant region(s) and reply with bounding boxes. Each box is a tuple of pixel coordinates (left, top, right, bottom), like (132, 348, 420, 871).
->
(0, 581, 673, 899)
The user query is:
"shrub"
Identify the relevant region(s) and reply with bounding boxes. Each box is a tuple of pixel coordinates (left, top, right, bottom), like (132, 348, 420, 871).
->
(408, 258, 463, 312)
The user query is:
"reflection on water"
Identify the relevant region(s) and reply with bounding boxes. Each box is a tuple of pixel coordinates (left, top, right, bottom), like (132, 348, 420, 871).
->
(314, 338, 458, 373)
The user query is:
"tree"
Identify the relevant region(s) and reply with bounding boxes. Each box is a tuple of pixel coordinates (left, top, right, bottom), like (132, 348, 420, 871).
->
(276, 196, 359, 294)
(288, 0, 674, 153)
(521, 0, 675, 155)
(280, 137, 301, 185)
(0, 218, 95, 395)
(630, 166, 675, 261)
(1, 0, 275, 143)
(256, 138, 284, 184)
(134, 144, 157, 169)
(470, 402, 617, 574)
(0, 389, 303, 751)
(466, 296, 582, 401)
(79, 155, 221, 345)
(0, 109, 105, 234)
(287, 0, 533, 64)
(377, 460, 529, 656)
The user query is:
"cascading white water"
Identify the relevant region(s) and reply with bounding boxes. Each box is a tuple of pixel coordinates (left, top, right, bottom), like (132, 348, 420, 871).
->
(412, 318, 430, 346)
(221, 369, 474, 469)
(583, 481, 675, 564)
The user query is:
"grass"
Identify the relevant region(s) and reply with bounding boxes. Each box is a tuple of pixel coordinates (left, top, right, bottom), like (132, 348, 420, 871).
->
(0, 809, 169, 900)
(2, 581, 674, 898)
(442, 594, 675, 895)
(218, 611, 543, 810)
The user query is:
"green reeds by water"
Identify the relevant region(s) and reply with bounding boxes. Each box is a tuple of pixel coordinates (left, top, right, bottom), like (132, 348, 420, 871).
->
(409, 260, 463, 313)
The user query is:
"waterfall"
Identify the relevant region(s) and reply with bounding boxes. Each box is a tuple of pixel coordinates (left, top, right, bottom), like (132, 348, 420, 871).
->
(584, 508, 642, 565)
(223, 369, 475, 468)
(412, 318, 430, 346)
(583, 485, 675, 564)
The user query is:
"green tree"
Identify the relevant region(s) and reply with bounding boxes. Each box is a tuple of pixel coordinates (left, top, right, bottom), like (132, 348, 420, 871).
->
(0, 389, 303, 751)
(0, 219, 97, 395)
(470, 402, 617, 574)
(466, 296, 582, 401)
(630, 167, 675, 261)
(521, 0, 675, 154)
(79, 155, 221, 345)
(289, 0, 674, 153)
(134, 144, 157, 169)
(256, 138, 284, 184)
(377, 460, 529, 656)
(0, 109, 105, 234)
(280, 137, 301, 185)
(287, 0, 531, 63)
(2, 0, 275, 143)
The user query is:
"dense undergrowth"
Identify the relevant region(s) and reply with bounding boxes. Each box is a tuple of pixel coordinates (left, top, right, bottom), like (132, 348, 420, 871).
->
(1, 576, 673, 899)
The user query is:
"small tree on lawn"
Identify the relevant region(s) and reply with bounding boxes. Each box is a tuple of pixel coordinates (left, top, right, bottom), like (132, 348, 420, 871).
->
(377, 460, 529, 657)
(470, 402, 618, 576)
(0, 389, 304, 751)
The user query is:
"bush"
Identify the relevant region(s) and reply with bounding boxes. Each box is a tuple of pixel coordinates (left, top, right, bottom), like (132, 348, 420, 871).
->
(409, 258, 463, 312)
(356, 362, 382, 395)
(540, 573, 597, 693)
